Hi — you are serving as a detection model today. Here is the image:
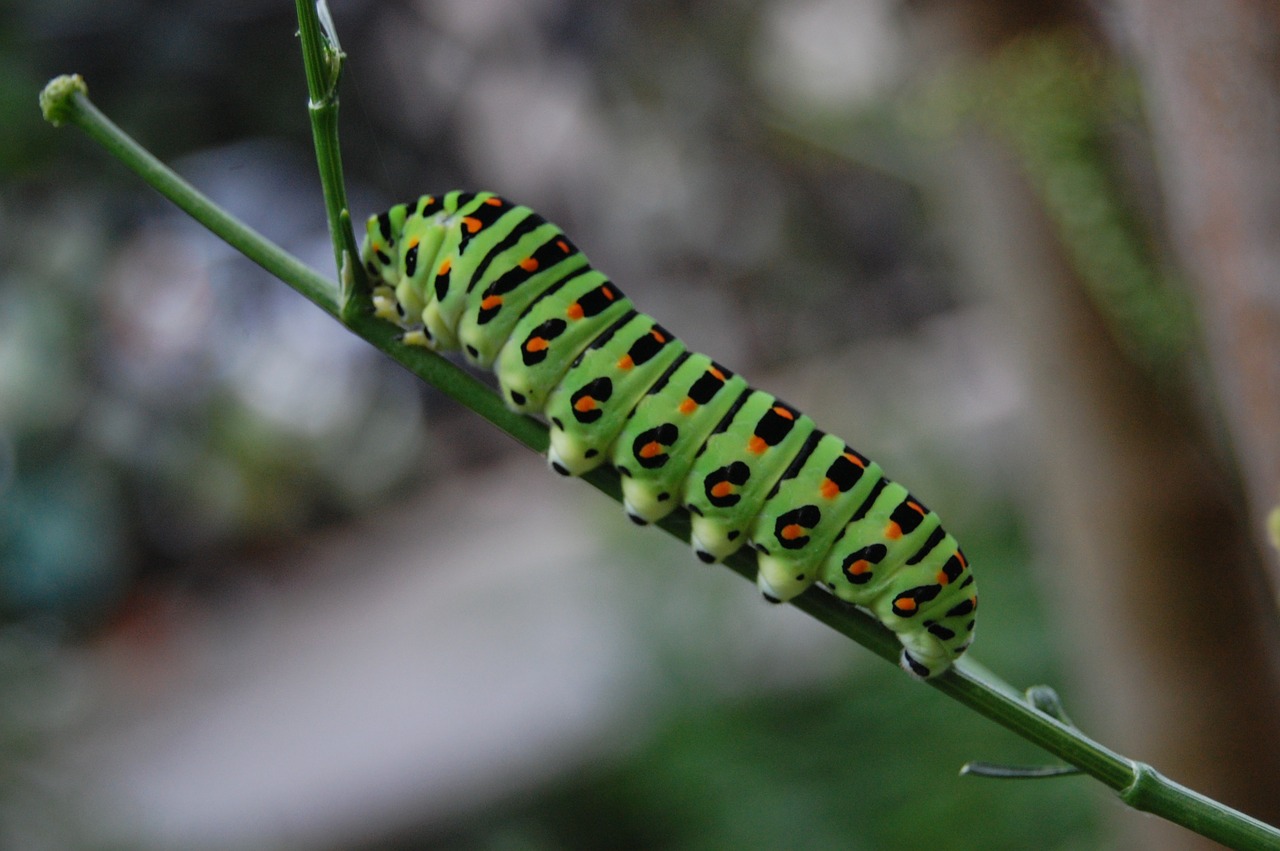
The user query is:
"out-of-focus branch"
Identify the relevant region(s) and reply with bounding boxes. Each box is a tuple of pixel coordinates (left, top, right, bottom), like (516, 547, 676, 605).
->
(1120, 0, 1280, 598)
(898, 3, 1280, 849)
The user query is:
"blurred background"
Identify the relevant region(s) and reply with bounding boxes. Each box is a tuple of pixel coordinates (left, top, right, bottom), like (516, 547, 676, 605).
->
(4, 0, 1280, 848)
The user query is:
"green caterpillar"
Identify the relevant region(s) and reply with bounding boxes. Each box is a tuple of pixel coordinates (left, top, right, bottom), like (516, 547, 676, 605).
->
(361, 191, 976, 678)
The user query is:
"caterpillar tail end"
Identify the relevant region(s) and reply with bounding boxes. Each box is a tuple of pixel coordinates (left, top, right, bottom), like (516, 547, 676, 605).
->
(898, 638, 955, 680)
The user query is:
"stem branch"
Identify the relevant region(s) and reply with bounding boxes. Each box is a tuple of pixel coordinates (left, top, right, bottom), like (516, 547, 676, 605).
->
(295, 0, 362, 306)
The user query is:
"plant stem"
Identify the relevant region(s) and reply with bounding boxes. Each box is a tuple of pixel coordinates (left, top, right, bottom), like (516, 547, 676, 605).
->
(295, 0, 363, 310)
(40, 75, 338, 313)
(37, 75, 535, 453)
(39, 69, 1280, 851)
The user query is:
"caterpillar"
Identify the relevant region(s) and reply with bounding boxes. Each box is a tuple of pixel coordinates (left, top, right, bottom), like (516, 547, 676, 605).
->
(361, 191, 976, 678)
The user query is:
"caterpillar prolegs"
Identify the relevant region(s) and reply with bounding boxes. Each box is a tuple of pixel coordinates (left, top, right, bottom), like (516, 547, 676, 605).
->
(361, 191, 977, 678)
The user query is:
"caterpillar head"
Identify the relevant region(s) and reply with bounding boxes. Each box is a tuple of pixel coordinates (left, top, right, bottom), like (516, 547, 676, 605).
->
(361, 206, 409, 289)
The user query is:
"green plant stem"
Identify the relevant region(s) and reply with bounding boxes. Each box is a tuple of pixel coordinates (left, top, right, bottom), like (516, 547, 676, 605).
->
(295, 0, 362, 306)
(40, 72, 1280, 851)
(40, 75, 337, 313)
(36, 75, 532, 452)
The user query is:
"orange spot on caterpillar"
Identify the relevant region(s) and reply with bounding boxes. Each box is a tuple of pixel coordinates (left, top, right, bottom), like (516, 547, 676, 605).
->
(819, 478, 840, 500)
(557, 239, 571, 253)
(907, 501, 926, 516)
(678, 398, 697, 414)
(484, 196, 503, 206)
(566, 303, 584, 320)
(639, 441, 663, 459)
(844, 452, 865, 467)
(780, 524, 805, 541)
(710, 481, 734, 499)
(617, 354, 634, 370)
(896, 597, 918, 613)
(574, 396, 597, 413)
(885, 522, 903, 540)
(602, 285, 618, 300)
(526, 337, 549, 353)
(747, 435, 767, 454)
(462, 216, 482, 233)
(407, 236, 420, 249)
(650, 329, 667, 342)
(772, 405, 795, 420)
(847, 560, 870, 576)
(438, 258, 452, 275)
(519, 257, 539, 272)
(481, 295, 503, 311)
(937, 569, 951, 585)
(956, 550, 968, 569)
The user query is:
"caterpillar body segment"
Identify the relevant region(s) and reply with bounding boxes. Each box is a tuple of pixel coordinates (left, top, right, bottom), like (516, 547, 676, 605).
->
(750, 434, 878, 603)
(361, 191, 976, 678)
(685, 392, 818, 564)
(494, 270, 631, 415)
(611, 352, 750, 526)
(544, 314, 688, 477)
